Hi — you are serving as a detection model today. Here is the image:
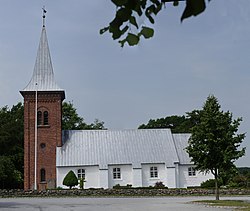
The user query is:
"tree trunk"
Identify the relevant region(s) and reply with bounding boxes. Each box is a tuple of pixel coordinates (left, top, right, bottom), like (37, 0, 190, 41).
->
(215, 170, 219, 200)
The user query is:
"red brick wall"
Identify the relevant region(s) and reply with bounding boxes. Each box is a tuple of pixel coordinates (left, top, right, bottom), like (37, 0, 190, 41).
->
(22, 91, 64, 190)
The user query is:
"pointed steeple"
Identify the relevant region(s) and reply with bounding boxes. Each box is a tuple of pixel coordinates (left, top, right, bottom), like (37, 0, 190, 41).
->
(22, 13, 63, 93)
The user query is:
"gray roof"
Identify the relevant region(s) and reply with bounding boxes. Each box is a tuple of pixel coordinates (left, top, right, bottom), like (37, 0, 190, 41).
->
(22, 26, 63, 92)
(172, 134, 192, 164)
(56, 129, 180, 169)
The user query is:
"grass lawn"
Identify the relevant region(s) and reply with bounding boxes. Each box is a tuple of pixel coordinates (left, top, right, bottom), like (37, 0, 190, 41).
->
(194, 200, 250, 211)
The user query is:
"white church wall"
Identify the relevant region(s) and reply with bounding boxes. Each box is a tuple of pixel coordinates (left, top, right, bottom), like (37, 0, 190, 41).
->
(166, 167, 176, 188)
(99, 169, 109, 189)
(108, 164, 133, 188)
(178, 165, 214, 188)
(132, 168, 142, 187)
(57, 166, 100, 189)
(141, 164, 167, 187)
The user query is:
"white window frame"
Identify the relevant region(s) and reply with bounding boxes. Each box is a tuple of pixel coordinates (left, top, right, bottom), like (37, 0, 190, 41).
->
(113, 168, 121, 179)
(77, 169, 85, 179)
(188, 167, 196, 176)
(150, 166, 158, 178)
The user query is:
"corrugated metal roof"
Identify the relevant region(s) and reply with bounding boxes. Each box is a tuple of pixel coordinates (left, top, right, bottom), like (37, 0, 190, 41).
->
(172, 134, 192, 164)
(57, 129, 179, 169)
(22, 26, 63, 92)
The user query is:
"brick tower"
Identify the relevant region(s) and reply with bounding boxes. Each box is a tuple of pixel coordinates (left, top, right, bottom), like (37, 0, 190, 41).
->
(20, 14, 65, 190)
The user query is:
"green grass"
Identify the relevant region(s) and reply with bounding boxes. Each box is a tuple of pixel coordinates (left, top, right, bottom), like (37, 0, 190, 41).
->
(194, 200, 250, 211)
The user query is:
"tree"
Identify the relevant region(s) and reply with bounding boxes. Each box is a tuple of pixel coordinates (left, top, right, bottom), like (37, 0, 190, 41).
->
(0, 103, 24, 189)
(0, 156, 22, 189)
(62, 170, 78, 189)
(101, 0, 211, 46)
(62, 101, 106, 130)
(62, 101, 87, 130)
(138, 110, 201, 133)
(186, 95, 245, 200)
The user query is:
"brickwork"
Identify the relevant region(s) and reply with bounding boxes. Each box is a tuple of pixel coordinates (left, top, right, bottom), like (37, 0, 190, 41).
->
(21, 91, 64, 190)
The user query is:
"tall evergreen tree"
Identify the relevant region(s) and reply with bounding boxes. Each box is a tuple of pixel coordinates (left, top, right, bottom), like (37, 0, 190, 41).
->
(186, 95, 245, 200)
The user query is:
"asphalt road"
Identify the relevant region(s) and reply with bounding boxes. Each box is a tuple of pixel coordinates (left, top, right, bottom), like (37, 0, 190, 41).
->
(0, 196, 249, 211)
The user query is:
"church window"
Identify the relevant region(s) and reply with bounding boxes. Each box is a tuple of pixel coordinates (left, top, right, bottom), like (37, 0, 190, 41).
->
(113, 168, 121, 179)
(40, 168, 46, 182)
(77, 169, 85, 179)
(43, 111, 49, 125)
(188, 167, 196, 176)
(37, 111, 42, 125)
(150, 166, 158, 178)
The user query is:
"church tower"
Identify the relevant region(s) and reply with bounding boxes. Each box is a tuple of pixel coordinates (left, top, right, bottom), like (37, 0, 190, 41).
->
(20, 11, 65, 190)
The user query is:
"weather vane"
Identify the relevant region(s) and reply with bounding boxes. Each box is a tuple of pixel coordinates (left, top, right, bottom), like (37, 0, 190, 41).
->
(42, 6, 47, 27)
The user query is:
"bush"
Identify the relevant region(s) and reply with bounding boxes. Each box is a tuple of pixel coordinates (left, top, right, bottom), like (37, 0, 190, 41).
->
(154, 181, 165, 188)
(112, 184, 132, 189)
(79, 178, 86, 189)
(63, 170, 78, 189)
(201, 179, 223, 188)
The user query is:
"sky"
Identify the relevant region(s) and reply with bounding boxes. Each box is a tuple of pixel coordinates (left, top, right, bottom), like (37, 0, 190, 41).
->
(0, 1, 249, 167)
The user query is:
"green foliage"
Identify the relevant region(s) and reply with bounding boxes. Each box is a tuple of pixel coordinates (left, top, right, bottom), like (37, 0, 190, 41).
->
(62, 101, 86, 130)
(101, 0, 210, 46)
(138, 114, 196, 133)
(79, 177, 86, 189)
(186, 95, 246, 200)
(0, 156, 23, 189)
(0, 103, 24, 189)
(227, 168, 250, 188)
(63, 170, 78, 189)
(62, 101, 106, 130)
(200, 179, 223, 188)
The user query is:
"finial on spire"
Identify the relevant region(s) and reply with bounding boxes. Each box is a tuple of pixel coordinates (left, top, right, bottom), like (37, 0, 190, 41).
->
(42, 6, 47, 27)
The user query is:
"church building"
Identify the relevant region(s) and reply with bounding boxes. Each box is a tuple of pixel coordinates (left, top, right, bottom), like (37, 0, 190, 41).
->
(20, 15, 213, 190)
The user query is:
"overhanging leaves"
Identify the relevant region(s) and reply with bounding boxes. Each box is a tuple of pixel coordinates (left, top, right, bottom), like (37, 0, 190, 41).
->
(140, 27, 154, 39)
(181, 0, 206, 22)
(127, 33, 140, 46)
(101, 0, 210, 46)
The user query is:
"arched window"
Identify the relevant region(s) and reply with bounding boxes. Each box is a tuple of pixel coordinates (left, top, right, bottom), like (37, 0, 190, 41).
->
(43, 111, 49, 125)
(37, 111, 42, 125)
(40, 168, 46, 182)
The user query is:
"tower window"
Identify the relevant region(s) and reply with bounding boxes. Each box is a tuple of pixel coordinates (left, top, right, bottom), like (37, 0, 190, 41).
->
(43, 111, 49, 125)
(40, 168, 46, 182)
(37, 111, 42, 125)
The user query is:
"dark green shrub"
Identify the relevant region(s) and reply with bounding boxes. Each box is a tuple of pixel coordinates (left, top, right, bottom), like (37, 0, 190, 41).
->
(63, 170, 78, 189)
(200, 179, 223, 188)
(113, 184, 121, 189)
(154, 181, 166, 188)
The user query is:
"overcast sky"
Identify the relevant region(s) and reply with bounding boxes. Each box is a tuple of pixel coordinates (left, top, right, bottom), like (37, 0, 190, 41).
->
(0, 1, 249, 167)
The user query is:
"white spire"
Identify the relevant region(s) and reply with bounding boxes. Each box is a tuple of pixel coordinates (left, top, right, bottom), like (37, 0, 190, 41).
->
(23, 25, 63, 92)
